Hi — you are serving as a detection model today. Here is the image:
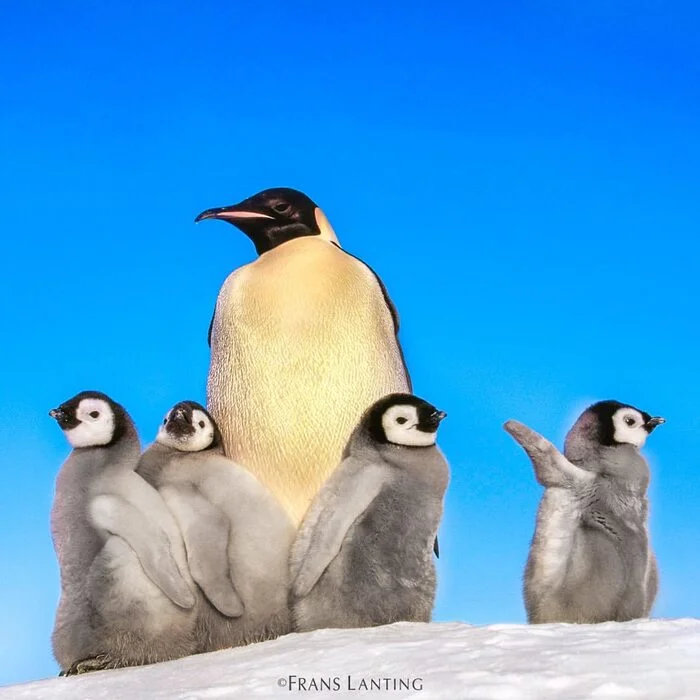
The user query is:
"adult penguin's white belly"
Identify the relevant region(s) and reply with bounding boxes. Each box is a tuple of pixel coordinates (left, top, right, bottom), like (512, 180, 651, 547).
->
(207, 237, 409, 524)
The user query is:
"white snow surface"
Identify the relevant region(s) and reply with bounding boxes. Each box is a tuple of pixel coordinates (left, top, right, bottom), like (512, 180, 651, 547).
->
(3, 619, 700, 699)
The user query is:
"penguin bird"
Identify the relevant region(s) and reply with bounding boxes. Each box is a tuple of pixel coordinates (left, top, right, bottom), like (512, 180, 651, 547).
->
(289, 393, 449, 632)
(137, 401, 295, 652)
(504, 400, 664, 624)
(195, 187, 411, 526)
(49, 391, 198, 675)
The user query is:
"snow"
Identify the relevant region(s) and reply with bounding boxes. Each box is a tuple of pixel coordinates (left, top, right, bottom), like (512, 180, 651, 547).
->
(2, 619, 699, 699)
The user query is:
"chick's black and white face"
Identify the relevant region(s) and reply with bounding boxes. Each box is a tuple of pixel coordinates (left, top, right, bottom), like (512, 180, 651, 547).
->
(56, 398, 115, 448)
(157, 405, 215, 452)
(567, 399, 665, 456)
(381, 404, 442, 447)
(611, 407, 653, 448)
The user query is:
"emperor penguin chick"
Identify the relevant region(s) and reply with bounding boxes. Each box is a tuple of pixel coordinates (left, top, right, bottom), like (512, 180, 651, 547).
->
(195, 187, 410, 525)
(49, 391, 197, 675)
(289, 393, 449, 632)
(137, 401, 295, 652)
(504, 400, 664, 624)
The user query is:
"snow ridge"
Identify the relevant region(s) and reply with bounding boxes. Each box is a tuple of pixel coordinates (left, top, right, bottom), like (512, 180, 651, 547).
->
(2, 619, 699, 699)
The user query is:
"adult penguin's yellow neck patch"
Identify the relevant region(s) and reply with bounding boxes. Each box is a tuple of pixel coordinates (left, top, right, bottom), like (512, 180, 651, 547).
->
(314, 207, 340, 246)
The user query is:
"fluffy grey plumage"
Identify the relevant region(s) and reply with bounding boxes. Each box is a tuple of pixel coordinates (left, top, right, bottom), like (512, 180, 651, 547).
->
(290, 393, 449, 632)
(136, 401, 294, 653)
(505, 400, 664, 624)
(50, 391, 197, 675)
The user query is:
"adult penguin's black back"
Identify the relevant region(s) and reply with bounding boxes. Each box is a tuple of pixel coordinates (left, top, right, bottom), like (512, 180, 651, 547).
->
(196, 188, 411, 525)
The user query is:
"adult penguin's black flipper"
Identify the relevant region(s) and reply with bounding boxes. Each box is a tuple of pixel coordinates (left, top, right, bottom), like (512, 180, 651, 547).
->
(207, 307, 215, 347)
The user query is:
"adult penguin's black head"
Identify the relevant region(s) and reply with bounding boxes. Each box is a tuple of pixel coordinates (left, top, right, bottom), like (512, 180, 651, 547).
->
(195, 187, 339, 255)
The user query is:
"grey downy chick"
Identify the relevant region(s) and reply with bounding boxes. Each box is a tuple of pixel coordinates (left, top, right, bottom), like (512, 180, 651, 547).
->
(505, 400, 664, 624)
(50, 391, 197, 675)
(137, 400, 295, 652)
(290, 393, 450, 632)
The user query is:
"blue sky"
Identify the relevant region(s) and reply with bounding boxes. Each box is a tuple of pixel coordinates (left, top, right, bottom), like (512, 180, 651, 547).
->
(1, 0, 698, 686)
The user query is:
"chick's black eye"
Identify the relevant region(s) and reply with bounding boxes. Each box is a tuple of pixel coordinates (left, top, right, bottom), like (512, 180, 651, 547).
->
(396, 417, 408, 425)
(198, 421, 205, 428)
(163, 418, 168, 425)
(625, 416, 635, 426)
(89, 411, 100, 419)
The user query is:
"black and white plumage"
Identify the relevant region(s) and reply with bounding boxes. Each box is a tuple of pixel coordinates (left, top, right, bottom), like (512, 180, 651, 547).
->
(289, 393, 449, 632)
(137, 401, 295, 652)
(49, 391, 197, 675)
(505, 400, 664, 624)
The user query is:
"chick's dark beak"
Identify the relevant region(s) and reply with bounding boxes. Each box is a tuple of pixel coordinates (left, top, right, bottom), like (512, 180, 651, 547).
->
(422, 409, 447, 432)
(49, 407, 73, 430)
(645, 416, 666, 432)
(166, 408, 195, 438)
(167, 408, 190, 428)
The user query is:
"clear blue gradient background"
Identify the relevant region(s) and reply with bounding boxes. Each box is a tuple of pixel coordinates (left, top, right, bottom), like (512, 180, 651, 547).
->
(1, 0, 698, 686)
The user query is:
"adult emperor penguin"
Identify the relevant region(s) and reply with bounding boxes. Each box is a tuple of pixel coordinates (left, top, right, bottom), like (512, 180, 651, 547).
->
(137, 401, 295, 652)
(49, 391, 198, 675)
(504, 400, 664, 624)
(195, 187, 411, 526)
(289, 393, 449, 632)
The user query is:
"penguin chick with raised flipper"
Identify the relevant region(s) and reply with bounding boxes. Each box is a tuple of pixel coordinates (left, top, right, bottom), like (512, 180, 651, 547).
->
(289, 393, 449, 632)
(504, 400, 664, 624)
(137, 401, 295, 652)
(196, 187, 411, 527)
(49, 392, 197, 675)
